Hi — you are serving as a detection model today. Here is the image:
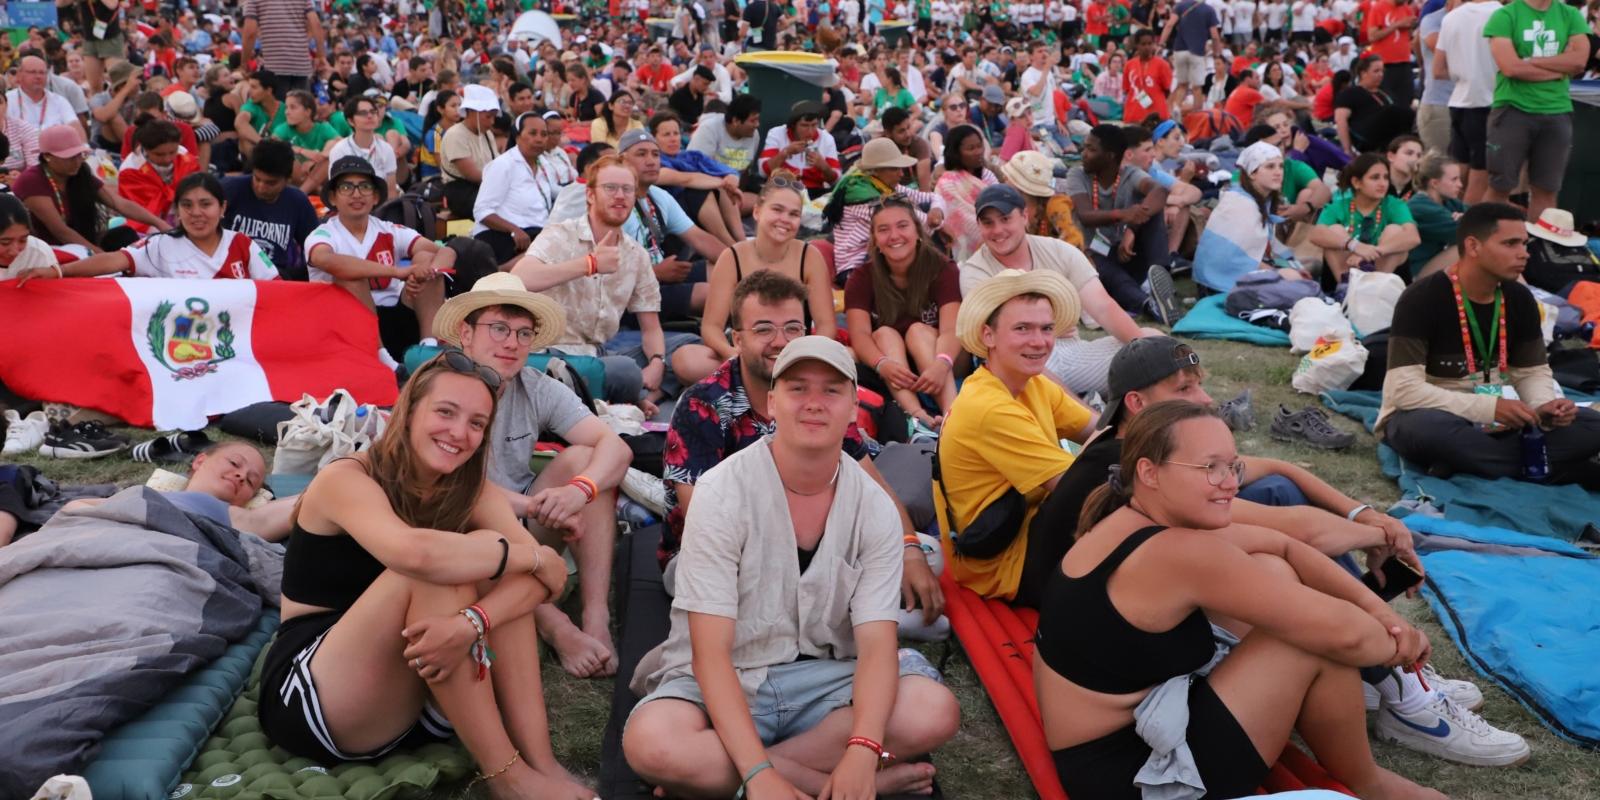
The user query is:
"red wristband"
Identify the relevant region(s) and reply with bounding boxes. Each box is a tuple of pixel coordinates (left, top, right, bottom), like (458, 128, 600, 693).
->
(467, 603, 491, 635)
(846, 736, 893, 770)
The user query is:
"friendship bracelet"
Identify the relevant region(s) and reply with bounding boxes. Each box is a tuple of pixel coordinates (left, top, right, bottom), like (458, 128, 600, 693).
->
(1346, 503, 1372, 522)
(903, 534, 922, 548)
(467, 603, 491, 635)
(490, 537, 509, 581)
(465, 604, 495, 681)
(585, 253, 598, 276)
(529, 544, 544, 580)
(733, 760, 774, 800)
(846, 736, 894, 770)
(874, 355, 892, 371)
(935, 353, 954, 367)
(460, 607, 485, 638)
(570, 475, 599, 503)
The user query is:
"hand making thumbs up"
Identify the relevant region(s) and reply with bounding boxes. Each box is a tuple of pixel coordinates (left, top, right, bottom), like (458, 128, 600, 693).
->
(592, 228, 622, 275)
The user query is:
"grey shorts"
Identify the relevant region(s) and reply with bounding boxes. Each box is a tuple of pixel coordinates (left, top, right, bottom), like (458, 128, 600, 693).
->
(82, 34, 125, 59)
(1486, 105, 1573, 194)
(629, 657, 918, 746)
(1173, 51, 1208, 86)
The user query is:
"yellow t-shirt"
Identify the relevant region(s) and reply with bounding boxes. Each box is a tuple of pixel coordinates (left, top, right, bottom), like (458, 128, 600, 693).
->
(934, 367, 1089, 600)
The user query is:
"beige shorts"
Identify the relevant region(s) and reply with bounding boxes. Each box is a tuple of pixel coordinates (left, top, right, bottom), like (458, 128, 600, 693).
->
(82, 34, 125, 60)
(1173, 51, 1208, 86)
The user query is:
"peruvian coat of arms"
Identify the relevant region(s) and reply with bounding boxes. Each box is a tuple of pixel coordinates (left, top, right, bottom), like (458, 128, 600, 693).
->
(147, 297, 236, 380)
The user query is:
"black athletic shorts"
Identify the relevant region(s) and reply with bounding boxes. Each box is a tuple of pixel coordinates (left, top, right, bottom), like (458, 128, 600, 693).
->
(1448, 106, 1490, 171)
(258, 611, 455, 764)
(1052, 677, 1268, 799)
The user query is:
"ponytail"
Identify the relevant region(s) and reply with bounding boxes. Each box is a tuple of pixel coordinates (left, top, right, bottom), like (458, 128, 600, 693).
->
(1073, 401, 1225, 540)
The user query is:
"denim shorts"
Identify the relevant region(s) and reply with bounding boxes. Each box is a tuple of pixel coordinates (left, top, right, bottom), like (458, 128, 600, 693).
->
(630, 658, 911, 746)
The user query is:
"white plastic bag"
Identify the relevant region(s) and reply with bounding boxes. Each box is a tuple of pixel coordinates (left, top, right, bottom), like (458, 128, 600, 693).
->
(1291, 335, 1370, 394)
(1289, 297, 1352, 353)
(1343, 270, 1406, 335)
(1539, 301, 1561, 344)
(272, 389, 388, 474)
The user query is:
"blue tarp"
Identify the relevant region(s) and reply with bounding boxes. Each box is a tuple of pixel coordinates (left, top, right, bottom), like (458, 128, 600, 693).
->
(1170, 295, 1292, 347)
(1409, 515, 1600, 747)
(1318, 390, 1600, 541)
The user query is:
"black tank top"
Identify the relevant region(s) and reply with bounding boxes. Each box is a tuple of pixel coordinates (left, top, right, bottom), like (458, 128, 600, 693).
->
(279, 518, 387, 611)
(734, 242, 813, 329)
(1035, 526, 1215, 695)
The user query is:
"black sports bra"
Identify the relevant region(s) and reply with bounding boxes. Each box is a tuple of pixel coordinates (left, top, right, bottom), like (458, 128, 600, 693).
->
(732, 240, 810, 285)
(1034, 526, 1215, 695)
(279, 459, 390, 611)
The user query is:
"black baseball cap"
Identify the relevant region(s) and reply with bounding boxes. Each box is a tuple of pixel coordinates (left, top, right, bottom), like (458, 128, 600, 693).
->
(975, 184, 1025, 217)
(1099, 336, 1202, 429)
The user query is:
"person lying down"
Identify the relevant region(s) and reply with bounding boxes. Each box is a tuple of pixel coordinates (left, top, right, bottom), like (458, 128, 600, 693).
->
(0, 442, 296, 547)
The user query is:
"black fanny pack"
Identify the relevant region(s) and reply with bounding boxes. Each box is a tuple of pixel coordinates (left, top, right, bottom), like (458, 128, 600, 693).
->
(932, 433, 1026, 560)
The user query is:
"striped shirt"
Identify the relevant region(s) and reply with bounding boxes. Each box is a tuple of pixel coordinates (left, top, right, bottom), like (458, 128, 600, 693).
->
(243, 0, 314, 77)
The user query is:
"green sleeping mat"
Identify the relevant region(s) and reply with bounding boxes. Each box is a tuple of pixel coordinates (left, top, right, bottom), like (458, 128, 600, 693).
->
(82, 612, 281, 800)
(169, 652, 473, 800)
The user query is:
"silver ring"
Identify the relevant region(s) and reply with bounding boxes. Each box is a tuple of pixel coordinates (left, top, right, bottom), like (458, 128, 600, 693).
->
(413, 658, 424, 670)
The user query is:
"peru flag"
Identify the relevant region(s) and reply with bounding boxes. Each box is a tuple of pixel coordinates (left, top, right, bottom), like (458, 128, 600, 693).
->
(0, 279, 399, 430)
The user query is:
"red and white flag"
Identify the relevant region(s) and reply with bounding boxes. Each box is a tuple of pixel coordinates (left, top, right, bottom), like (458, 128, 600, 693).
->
(0, 279, 399, 430)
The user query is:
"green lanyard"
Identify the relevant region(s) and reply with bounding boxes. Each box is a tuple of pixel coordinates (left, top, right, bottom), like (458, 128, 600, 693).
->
(1463, 288, 1501, 379)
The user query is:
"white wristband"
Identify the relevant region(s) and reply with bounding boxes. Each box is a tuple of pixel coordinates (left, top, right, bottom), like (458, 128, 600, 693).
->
(1346, 503, 1372, 522)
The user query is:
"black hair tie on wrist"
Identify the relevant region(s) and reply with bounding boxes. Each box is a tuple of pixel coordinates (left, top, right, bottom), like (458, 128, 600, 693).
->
(491, 537, 509, 581)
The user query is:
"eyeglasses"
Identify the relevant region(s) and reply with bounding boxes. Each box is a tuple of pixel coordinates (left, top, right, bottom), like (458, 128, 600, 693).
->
(473, 320, 538, 346)
(746, 322, 807, 341)
(1165, 459, 1245, 487)
(439, 348, 502, 390)
(334, 180, 377, 196)
(351, 108, 377, 117)
(596, 182, 637, 197)
(871, 193, 917, 212)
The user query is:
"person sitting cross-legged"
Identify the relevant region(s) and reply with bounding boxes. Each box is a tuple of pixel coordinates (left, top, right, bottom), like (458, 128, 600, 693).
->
(1379, 202, 1600, 487)
(935, 269, 1096, 605)
(434, 273, 636, 679)
(1038, 400, 1448, 800)
(1064, 123, 1180, 324)
(623, 335, 961, 799)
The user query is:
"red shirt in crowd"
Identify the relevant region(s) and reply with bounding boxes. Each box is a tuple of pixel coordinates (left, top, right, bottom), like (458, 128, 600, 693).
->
(1122, 55, 1173, 124)
(1367, 0, 1416, 64)
(636, 63, 675, 93)
(1225, 83, 1264, 123)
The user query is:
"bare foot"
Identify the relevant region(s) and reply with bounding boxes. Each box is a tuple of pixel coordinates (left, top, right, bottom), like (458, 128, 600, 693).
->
(581, 612, 618, 678)
(876, 762, 936, 795)
(531, 761, 595, 800)
(1352, 767, 1449, 800)
(547, 618, 614, 678)
(487, 762, 597, 800)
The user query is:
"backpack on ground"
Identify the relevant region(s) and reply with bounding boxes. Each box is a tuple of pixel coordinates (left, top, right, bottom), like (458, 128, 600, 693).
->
(376, 192, 439, 241)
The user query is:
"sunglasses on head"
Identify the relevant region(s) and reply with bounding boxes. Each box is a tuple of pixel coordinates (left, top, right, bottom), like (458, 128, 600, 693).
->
(438, 348, 502, 391)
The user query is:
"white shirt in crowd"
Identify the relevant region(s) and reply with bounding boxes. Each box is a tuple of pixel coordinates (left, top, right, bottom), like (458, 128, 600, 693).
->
(326, 135, 399, 183)
(124, 230, 279, 280)
(8, 88, 79, 132)
(1263, 0, 1288, 29)
(668, 61, 735, 104)
(1019, 65, 1057, 128)
(838, 0, 861, 27)
(1290, 0, 1318, 31)
(473, 147, 558, 235)
(305, 217, 423, 308)
(1438, 0, 1500, 109)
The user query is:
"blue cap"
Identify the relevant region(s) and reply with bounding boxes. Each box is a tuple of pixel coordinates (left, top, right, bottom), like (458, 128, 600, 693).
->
(975, 184, 1026, 217)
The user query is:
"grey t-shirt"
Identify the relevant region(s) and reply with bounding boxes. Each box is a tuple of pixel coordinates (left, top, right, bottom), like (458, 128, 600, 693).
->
(487, 366, 595, 491)
(1418, 9, 1455, 106)
(686, 113, 759, 174)
(1064, 164, 1153, 241)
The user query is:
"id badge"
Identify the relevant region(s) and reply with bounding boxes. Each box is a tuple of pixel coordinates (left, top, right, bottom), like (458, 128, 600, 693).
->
(1134, 89, 1153, 108)
(1089, 230, 1113, 256)
(93, 20, 108, 38)
(1473, 382, 1504, 398)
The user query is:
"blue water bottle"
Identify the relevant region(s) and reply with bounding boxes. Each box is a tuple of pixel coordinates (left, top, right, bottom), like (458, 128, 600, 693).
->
(1521, 425, 1550, 482)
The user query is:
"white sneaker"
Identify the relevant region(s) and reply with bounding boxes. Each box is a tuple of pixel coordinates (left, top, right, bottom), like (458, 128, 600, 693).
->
(1376, 695, 1531, 767)
(2, 410, 48, 456)
(1421, 664, 1485, 712)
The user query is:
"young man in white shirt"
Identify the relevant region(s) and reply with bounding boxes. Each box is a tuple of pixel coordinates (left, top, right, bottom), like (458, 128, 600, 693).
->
(305, 156, 455, 366)
(1019, 42, 1073, 153)
(622, 335, 960, 800)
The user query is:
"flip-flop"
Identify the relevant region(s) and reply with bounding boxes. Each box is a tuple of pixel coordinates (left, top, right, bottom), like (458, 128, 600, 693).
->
(130, 431, 215, 464)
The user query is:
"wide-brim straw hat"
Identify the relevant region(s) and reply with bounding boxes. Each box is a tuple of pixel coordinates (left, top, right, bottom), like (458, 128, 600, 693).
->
(432, 272, 567, 351)
(956, 269, 1081, 359)
(1001, 150, 1057, 197)
(1527, 208, 1586, 248)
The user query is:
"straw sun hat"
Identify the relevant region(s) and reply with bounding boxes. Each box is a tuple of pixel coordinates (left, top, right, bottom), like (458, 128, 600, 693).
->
(432, 273, 567, 351)
(956, 269, 1081, 359)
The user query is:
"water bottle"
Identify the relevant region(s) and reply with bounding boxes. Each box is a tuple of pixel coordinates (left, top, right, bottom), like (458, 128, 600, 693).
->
(1521, 425, 1550, 483)
(617, 495, 658, 532)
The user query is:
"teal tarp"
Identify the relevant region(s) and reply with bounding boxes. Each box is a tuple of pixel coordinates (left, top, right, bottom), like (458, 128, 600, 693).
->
(1170, 294, 1291, 347)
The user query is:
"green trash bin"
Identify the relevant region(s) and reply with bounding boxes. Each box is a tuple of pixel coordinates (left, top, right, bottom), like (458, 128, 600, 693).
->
(1561, 84, 1600, 230)
(880, 21, 913, 49)
(733, 52, 837, 143)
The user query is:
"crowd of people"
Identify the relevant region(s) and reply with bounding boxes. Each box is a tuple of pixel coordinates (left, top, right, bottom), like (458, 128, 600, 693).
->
(4, 0, 1600, 795)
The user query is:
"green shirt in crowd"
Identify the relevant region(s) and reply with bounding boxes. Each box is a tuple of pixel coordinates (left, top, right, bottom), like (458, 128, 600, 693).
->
(242, 100, 287, 135)
(1483, 0, 1590, 115)
(327, 111, 405, 139)
(1406, 193, 1468, 276)
(271, 121, 341, 158)
(1317, 189, 1415, 245)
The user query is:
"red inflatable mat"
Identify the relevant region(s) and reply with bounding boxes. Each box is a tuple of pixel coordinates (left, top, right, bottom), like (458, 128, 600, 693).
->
(939, 573, 1353, 798)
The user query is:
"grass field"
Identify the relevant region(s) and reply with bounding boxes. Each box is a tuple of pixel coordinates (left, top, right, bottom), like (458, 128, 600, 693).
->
(10, 321, 1600, 799)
